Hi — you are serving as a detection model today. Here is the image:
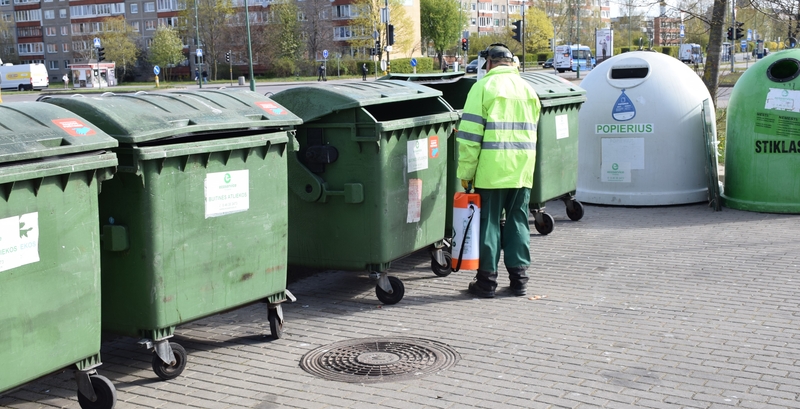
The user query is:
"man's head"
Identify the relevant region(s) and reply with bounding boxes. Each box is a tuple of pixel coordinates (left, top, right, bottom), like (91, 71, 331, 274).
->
(480, 44, 514, 71)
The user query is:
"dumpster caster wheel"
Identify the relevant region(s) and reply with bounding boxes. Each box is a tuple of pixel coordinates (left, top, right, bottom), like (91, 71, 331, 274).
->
(534, 213, 555, 235)
(269, 308, 284, 339)
(376, 276, 405, 305)
(431, 251, 452, 277)
(566, 200, 584, 221)
(77, 374, 116, 409)
(152, 342, 187, 381)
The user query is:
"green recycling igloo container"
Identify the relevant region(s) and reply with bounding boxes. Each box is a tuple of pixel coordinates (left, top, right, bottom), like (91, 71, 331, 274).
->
(519, 72, 587, 235)
(271, 81, 460, 305)
(43, 90, 302, 381)
(0, 103, 118, 409)
(723, 49, 800, 213)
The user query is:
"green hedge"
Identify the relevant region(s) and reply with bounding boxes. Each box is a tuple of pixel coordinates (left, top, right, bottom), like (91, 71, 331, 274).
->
(387, 57, 435, 73)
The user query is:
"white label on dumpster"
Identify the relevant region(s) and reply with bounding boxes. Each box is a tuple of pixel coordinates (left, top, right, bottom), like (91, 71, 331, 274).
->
(555, 114, 569, 139)
(407, 138, 429, 173)
(407, 179, 422, 223)
(601, 161, 631, 182)
(0, 212, 39, 272)
(764, 88, 800, 112)
(601, 137, 644, 170)
(204, 170, 249, 218)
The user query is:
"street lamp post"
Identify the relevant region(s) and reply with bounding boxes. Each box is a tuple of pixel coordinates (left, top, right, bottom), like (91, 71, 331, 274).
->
(244, 0, 255, 91)
(194, 0, 201, 89)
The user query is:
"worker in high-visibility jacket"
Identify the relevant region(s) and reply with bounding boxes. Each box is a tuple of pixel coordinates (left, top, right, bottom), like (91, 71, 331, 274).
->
(456, 43, 541, 298)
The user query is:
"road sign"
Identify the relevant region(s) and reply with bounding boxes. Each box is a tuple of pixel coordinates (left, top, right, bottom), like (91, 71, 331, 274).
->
(679, 24, 684, 38)
(741, 41, 747, 51)
(196, 48, 203, 57)
(153, 65, 160, 76)
(322, 49, 328, 59)
(93, 37, 101, 48)
(380, 60, 387, 71)
(373, 31, 379, 40)
(747, 29, 752, 41)
(410, 58, 417, 67)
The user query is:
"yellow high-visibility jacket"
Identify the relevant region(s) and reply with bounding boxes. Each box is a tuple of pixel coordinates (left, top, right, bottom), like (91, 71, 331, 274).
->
(456, 65, 541, 189)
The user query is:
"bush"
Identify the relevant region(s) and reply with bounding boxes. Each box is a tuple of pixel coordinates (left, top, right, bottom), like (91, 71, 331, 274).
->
(621, 47, 630, 53)
(661, 46, 675, 57)
(388, 57, 435, 73)
(270, 57, 296, 78)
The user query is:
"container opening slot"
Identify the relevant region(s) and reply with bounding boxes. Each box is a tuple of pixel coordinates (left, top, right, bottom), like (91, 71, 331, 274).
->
(767, 58, 800, 82)
(363, 98, 450, 121)
(135, 128, 278, 147)
(610, 67, 649, 79)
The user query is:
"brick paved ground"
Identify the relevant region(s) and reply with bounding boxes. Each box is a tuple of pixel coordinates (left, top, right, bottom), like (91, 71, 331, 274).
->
(2, 202, 799, 409)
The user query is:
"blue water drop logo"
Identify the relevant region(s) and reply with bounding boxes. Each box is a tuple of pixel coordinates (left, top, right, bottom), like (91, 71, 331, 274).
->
(612, 89, 636, 121)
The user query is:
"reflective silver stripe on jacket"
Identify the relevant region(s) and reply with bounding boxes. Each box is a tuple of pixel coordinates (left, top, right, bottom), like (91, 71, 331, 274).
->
(457, 130, 483, 143)
(484, 122, 537, 131)
(481, 141, 537, 150)
(460, 113, 486, 126)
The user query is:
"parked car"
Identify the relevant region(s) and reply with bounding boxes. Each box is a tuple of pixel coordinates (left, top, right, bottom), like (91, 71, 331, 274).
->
(465, 59, 479, 73)
(542, 58, 554, 69)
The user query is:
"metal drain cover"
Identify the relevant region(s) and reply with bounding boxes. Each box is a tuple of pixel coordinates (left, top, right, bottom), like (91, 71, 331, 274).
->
(300, 337, 460, 383)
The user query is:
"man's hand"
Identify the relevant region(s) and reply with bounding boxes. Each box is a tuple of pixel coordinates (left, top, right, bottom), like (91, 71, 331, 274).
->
(461, 179, 472, 191)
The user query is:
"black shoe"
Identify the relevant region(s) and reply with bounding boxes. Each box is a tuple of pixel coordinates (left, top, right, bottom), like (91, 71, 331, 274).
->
(468, 281, 495, 298)
(509, 284, 527, 297)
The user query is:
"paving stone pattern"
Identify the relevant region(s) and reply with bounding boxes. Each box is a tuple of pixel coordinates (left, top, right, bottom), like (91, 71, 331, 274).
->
(1, 203, 799, 409)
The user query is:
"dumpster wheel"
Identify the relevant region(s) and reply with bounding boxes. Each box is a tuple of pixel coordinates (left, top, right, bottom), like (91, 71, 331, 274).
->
(430, 251, 452, 277)
(151, 342, 187, 381)
(376, 276, 405, 305)
(268, 307, 284, 339)
(566, 200, 584, 221)
(533, 212, 555, 235)
(76, 374, 116, 409)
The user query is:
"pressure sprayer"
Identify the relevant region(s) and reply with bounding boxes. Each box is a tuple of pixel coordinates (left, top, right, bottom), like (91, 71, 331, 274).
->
(451, 190, 480, 271)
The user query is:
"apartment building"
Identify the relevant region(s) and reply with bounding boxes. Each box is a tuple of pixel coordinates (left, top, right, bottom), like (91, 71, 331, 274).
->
(461, 0, 610, 37)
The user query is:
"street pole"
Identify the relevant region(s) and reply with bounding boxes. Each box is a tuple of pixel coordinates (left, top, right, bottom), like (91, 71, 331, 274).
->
(385, 0, 390, 73)
(731, 0, 735, 73)
(244, 0, 255, 91)
(194, 0, 201, 89)
(521, 0, 525, 72)
(576, 2, 581, 79)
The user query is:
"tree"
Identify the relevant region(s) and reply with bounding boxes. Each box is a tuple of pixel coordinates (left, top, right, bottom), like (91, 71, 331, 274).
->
(99, 16, 140, 83)
(518, 7, 554, 53)
(148, 26, 185, 81)
(269, 0, 303, 59)
(0, 18, 18, 64)
(181, 0, 235, 79)
(420, 0, 467, 67)
(301, 0, 334, 61)
(349, 0, 414, 59)
(702, 0, 727, 108)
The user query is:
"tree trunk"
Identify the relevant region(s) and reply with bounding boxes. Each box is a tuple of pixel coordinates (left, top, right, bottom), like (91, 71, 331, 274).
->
(703, 0, 728, 108)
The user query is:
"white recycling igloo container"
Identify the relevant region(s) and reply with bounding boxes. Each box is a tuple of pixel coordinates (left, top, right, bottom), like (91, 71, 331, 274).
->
(576, 51, 715, 205)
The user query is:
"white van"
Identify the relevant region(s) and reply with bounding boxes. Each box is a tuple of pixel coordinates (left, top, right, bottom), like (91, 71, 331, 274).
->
(679, 43, 702, 64)
(0, 63, 49, 91)
(554, 44, 594, 73)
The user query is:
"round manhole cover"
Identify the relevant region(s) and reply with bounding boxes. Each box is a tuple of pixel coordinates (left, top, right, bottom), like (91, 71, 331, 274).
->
(299, 337, 460, 383)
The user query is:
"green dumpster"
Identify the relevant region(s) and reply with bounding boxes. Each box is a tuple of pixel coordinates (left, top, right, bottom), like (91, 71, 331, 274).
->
(519, 72, 587, 235)
(0, 103, 118, 408)
(723, 50, 800, 213)
(271, 81, 460, 304)
(43, 90, 302, 381)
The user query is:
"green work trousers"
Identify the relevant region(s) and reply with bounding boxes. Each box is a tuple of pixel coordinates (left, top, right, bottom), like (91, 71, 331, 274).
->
(475, 187, 531, 286)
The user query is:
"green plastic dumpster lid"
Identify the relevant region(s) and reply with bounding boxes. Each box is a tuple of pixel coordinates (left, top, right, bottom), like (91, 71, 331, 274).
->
(378, 72, 466, 83)
(41, 90, 302, 144)
(0, 102, 118, 164)
(270, 80, 447, 122)
(519, 72, 587, 107)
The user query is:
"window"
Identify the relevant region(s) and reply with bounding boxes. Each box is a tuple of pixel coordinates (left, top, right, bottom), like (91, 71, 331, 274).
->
(59, 8, 66, 18)
(0, 0, 9, 5)
(13, 0, 40, 4)
(17, 26, 42, 37)
(62, 43, 68, 52)
(157, 16, 178, 27)
(130, 3, 138, 13)
(145, 20, 156, 30)
(64, 59, 70, 69)
(493, 18, 499, 26)
(61, 26, 68, 35)
(45, 26, 56, 36)
(44, 10, 55, 19)
(69, 3, 125, 18)
(131, 21, 139, 31)
(333, 26, 351, 40)
(470, 18, 475, 26)
(15, 9, 42, 22)
(334, 5, 351, 18)
(47, 43, 57, 53)
(18, 42, 45, 55)
(2, 14, 10, 22)
(144, 2, 155, 12)
(49, 60, 59, 70)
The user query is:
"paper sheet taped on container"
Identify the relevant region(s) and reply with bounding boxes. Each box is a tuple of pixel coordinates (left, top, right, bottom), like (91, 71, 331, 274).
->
(764, 88, 800, 113)
(407, 179, 422, 223)
(204, 170, 250, 218)
(0, 212, 39, 272)
(407, 138, 429, 173)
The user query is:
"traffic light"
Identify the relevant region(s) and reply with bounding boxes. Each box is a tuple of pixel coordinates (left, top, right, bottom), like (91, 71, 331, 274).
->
(225, 51, 230, 63)
(548, 38, 554, 49)
(727, 27, 733, 41)
(388, 24, 395, 46)
(375, 40, 381, 55)
(461, 38, 468, 51)
(97, 47, 105, 62)
(735, 22, 744, 40)
(512, 20, 522, 42)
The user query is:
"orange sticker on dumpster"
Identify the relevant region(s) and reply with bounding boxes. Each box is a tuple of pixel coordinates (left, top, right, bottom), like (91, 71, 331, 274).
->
(51, 118, 96, 136)
(255, 101, 288, 115)
(429, 136, 440, 158)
